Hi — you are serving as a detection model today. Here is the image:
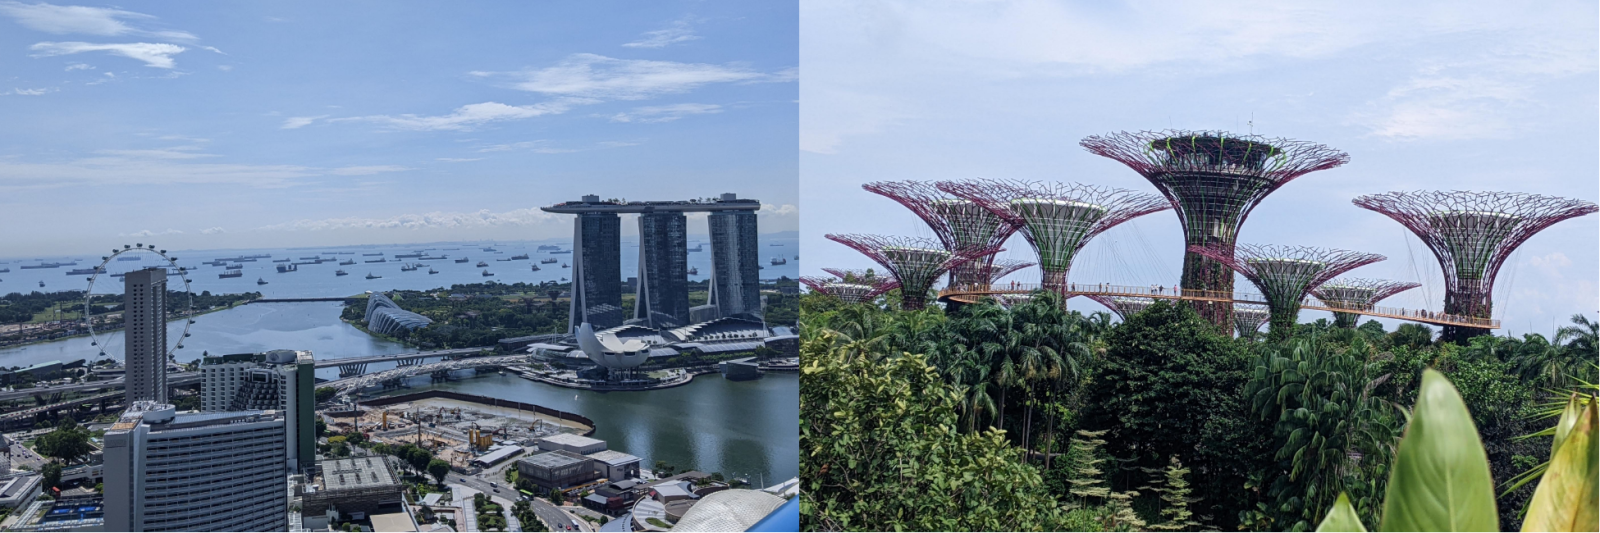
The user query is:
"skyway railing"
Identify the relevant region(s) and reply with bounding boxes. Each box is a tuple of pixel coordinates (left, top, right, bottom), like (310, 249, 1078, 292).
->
(940, 282, 1500, 329)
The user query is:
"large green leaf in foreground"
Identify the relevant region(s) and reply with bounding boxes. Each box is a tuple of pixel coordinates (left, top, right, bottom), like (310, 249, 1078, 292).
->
(1317, 492, 1369, 532)
(1379, 369, 1498, 532)
(1520, 399, 1598, 532)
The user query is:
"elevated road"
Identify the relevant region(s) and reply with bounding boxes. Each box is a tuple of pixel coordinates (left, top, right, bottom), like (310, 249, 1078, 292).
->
(311, 347, 492, 369)
(0, 390, 123, 422)
(0, 372, 201, 403)
(940, 282, 1499, 329)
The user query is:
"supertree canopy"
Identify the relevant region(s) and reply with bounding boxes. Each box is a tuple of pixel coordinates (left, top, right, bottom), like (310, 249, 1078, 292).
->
(1353, 190, 1598, 342)
(939, 179, 1169, 296)
(862, 181, 1023, 288)
(1233, 304, 1270, 337)
(825, 234, 997, 310)
(1082, 130, 1349, 330)
(1084, 294, 1156, 321)
(1189, 243, 1384, 341)
(1311, 277, 1421, 329)
(801, 271, 900, 305)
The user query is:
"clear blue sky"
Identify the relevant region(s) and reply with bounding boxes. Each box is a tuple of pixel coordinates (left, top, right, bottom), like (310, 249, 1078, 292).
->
(0, 1, 797, 255)
(800, 0, 1598, 337)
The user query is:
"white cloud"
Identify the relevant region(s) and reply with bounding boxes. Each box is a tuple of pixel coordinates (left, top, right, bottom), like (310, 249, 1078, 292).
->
(121, 228, 183, 237)
(339, 100, 583, 131)
(329, 165, 408, 176)
(0, 1, 196, 40)
(437, 158, 483, 162)
(281, 115, 327, 129)
(7, 87, 51, 95)
(260, 207, 562, 232)
(478, 53, 787, 100)
(63, 62, 90, 70)
(607, 103, 722, 123)
(759, 203, 799, 216)
(622, 19, 701, 49)
(199, 227, 225, 235)
(96, 147, 214, 159)
(30, 41, 185, 68)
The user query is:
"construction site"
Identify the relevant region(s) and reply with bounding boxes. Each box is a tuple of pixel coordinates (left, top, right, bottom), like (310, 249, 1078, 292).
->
(325, 391, 596, 470)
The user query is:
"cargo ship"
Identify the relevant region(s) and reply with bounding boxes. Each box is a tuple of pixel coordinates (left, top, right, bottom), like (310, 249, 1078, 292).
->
(219, 269, 243, 279)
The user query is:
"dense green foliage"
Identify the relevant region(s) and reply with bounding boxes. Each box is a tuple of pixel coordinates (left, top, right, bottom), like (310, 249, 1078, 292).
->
(799, 289, 1598, 531)
(34, 418, 93, 465)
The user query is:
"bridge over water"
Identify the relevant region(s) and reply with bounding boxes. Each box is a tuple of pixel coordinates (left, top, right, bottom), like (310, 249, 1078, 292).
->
(940, 282, 1499, 329)
(321, 354, 528, 397)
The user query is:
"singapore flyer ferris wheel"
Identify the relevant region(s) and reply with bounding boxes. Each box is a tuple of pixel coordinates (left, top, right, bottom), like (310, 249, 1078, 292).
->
(81, 243, 196, 364)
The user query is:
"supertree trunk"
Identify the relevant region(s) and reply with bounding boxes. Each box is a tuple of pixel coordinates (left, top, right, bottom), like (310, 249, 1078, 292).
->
(1268, 303, 1302, 342)
(1332, 311, 1360, 329)
(1041, 269, 1070, 304)
(1182, 248, 1234, 335)
(1442, 288, 1492, 343)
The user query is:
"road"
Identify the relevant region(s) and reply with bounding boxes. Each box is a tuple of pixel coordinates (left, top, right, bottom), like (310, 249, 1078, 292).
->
(447, 468, 590, 532)
(0, 372, 201, 402)
(311, 347, 492, 369)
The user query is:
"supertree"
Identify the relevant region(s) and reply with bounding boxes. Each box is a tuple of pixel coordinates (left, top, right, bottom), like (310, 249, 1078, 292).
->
(825, 234, 998, 310)
(1311, 278, 1421, 329)
(1353, 191, 1598, 342)
(973, 258, 1036, 286)
(1082, 130, 1349, 331)
(800, 272, 900, 305)
(862, 181, 1023, 287)
(1189, 243, 1385, 341)
(1233, 304, 1270, 338)
(1084, 294, 1156, 321)
(939, 179, 1169, 298)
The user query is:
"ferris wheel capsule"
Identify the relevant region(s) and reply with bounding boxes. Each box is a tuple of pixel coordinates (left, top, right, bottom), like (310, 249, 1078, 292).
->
(98, 351, 105, 356)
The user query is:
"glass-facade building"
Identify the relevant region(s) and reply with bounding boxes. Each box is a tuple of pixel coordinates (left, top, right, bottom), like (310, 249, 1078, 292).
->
(637, 212, 690, 328)
(573, 211, 624, 330)
(710, 210, 762, 320)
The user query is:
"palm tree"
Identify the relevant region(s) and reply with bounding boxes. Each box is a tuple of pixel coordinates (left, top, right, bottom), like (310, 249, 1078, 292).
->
(1556, 313, 1598, 356)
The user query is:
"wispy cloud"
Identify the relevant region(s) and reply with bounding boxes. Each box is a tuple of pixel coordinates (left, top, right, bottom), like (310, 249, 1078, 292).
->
(759, 203, 798, 217)
(436, 158, 483, 163)
(329, 165, 408, 176)
(120, 228, 183, 237)
(622, 19, 700, 49)
(0, 1, 196, 41)
(96, 146, 214, 159)
(260, 207, 562, 232)
(30, 41, 185, 68)
(475, 140, 639, 154)
(63, 62, 90, 70)
(6, 87, 52, 95)
(606, 103, 722, 123)
(281, 115, 327, 129)
(199, 227, 225, 235)
(473, 53, 789, 100)
(337, 100, 585, 132)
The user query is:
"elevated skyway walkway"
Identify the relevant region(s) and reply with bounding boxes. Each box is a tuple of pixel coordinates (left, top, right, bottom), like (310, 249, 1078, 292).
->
(939, 282, 1499, 329)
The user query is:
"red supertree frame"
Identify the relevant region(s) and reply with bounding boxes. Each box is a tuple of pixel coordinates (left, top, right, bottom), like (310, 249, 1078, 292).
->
(1189, 243, 1385, 341)
(1082, 130, 1349, 331)
(862, 181, 1023, 288)
(939, 179, 1169, 298)
(1354, 191, 1598, 342)
(1084, 294, 1156, 321)
(1311, 278, 1420, 329)
(974, 258, 1036, 286)
(800, 271, 900, 305)
(825, 234, 997, 310)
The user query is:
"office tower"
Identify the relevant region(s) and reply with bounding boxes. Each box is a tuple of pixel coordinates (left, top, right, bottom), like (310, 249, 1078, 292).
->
(709, 197, 761, 320)
(637, 211, 689, 328)
(123, 268, 168, 403)
(103, 402, 290, 532)
(199, 350, 316, 469)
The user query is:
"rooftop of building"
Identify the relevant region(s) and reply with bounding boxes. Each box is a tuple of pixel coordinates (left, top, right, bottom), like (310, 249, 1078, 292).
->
(368, 511, 419, 532)
(540, 433, 605, 449)
(472, 445, 524, 465)
(202, 349, 311, 366)
(542, 193, 760, 214)
(7, 495, 104, 532)
(113, 402, 280, 433)
(520, 450, 591, 470)
(586, 450, 642, 466)
(668, 489, 786, 532)
(318, 456, 399, 491)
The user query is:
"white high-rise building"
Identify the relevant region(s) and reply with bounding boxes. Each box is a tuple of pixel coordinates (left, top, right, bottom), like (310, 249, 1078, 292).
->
(199, 350, 317, 470)
(103, 401, 290, 532)
(123, 268, 168, 403)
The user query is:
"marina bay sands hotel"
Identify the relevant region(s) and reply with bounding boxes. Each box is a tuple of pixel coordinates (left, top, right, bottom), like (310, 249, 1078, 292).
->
(541, 193, 762, 331)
